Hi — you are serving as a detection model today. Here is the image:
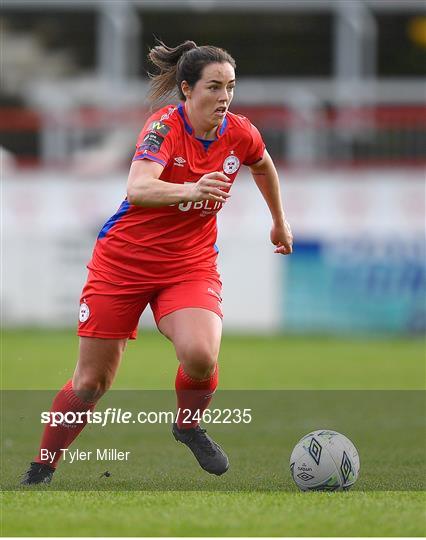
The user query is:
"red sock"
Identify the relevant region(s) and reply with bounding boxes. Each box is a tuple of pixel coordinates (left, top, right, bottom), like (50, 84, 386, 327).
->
(34, 380, 97, 468)
(175, 364, 218, 429)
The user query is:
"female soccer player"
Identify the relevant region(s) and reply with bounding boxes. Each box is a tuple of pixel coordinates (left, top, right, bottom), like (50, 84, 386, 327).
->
(22, 40, 293, 484)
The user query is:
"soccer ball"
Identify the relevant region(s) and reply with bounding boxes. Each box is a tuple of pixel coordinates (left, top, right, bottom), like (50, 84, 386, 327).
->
(290, 429, 360, 491)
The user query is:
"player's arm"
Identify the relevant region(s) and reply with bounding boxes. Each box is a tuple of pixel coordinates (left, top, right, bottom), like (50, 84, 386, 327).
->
(127, 160, 231, 208)
(248, 149, 293, 255)
(127, 160, 188, 207)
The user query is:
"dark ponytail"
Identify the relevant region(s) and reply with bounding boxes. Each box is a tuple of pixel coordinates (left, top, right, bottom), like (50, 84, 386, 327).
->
(148, 39, 236, 105)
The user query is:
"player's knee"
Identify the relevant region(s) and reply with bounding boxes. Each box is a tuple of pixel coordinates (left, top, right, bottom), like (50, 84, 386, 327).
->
(178, 342, 218, 379)
(72, 373, 112, 402)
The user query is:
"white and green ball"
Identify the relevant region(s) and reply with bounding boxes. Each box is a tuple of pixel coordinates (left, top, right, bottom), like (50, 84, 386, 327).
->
(290, 430, 360, 491)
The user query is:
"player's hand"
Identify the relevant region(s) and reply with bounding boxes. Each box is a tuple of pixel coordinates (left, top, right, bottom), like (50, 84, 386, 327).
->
(271, 219, 293, 255)
(186, 172, 231, 203)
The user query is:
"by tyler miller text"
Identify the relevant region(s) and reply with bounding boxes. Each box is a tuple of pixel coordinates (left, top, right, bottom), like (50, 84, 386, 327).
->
(40, 448, 131, 464)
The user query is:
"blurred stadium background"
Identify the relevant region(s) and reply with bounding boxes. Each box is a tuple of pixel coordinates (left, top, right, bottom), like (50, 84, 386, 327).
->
(2, 0, 425, 335)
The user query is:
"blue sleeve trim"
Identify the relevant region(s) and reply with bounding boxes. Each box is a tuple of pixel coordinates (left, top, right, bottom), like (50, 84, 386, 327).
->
(132, 154, 166, 166)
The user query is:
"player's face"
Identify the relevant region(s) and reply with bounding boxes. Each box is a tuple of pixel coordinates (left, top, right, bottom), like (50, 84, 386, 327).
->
(183, 62, 236, 129)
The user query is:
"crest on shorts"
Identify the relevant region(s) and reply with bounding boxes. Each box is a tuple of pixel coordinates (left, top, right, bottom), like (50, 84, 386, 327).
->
(79, 302, 90, 323)
(223, 153, 240, 174)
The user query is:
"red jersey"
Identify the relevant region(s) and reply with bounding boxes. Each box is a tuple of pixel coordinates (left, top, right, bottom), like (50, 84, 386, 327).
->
(88, 103, 265, 284)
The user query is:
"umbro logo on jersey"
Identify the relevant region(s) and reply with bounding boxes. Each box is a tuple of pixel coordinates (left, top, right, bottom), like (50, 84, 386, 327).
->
(173, 156, 186, 167)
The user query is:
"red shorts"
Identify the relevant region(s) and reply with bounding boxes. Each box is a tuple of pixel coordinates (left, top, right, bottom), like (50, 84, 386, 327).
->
(77, 271, 223, 340)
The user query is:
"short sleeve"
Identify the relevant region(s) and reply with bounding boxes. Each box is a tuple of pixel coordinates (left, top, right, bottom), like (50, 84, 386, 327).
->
(132, 111, 176, 167)
(243, 122, 266, 166)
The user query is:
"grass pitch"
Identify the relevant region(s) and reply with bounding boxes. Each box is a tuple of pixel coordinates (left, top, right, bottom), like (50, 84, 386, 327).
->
(1, 329, 425, 536)
(2, 491, 425, 537)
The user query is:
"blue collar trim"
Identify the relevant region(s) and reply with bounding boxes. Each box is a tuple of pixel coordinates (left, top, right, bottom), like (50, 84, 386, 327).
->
(178, 103, 193, 134)
(178, 102, 228, 138)
(219, 116, 228, 136)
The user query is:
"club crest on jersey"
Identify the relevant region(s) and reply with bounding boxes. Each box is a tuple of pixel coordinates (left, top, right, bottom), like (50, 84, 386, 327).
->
(223, 154, 240, 174)
(79, 303, 90, 323)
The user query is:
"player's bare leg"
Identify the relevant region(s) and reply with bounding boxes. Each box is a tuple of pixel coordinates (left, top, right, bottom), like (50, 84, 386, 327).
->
(73, 337, 127, 401)
(158, 307, 222, 378)
(158, 308, 229, 475)
(21, 337, 126, 485)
